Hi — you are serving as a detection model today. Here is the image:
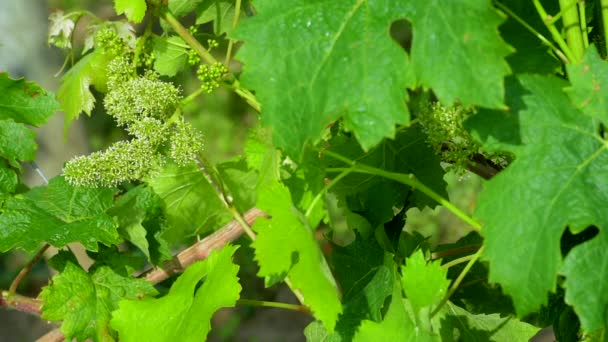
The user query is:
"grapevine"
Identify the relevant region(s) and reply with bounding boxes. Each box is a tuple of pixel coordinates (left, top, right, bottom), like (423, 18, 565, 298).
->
(0, 1, 607, 341)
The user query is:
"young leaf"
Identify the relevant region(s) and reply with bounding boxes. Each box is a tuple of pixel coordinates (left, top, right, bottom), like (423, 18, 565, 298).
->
(0, 177, 120, 252)
(253, 178, 342, 331)
(57, 50, 112, 131)
(353, 278, 439, 341)
(0, 72, 59, 126)
(196, 0, 242, 35)
(111, 246, 241, 341)
(153, 36, 188, 77)
(40, 262, 157, 342)
(114, 0, 147, 23)
(405, 0, 513, 108)
(401, 249, 450, 314)
(473, 73, 608, 332)
(233, 1, 412, 158)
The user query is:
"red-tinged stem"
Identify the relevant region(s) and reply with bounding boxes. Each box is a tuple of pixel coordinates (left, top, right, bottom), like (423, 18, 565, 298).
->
(9, 244, 51, 295)
(1, 290, 43, 315)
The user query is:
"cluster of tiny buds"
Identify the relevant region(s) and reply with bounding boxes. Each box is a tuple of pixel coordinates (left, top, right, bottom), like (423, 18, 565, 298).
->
(197, 62, 228, 93)
(95, 27, 127, 56)
(187, 49, 200, 66)
(207, 39, 219, 49)
(134, 36, 155, 68)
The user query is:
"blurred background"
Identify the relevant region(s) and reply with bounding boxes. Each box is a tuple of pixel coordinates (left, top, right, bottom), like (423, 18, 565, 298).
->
(0, 1, 482, 341)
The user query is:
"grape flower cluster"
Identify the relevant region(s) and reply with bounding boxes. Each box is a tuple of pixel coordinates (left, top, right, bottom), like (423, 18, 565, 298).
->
(63, 57, 205, 187)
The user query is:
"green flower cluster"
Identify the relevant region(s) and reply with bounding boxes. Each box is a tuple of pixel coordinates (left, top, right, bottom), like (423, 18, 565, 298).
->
(95, 27, 127, 56)
(63, 57, 206, 187)
(134, 36, 155, 68)
(418, 103, 479, 173)
(197, 62, 228, 93)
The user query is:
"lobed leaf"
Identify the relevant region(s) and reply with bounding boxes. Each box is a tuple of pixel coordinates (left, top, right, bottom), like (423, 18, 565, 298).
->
(0, 177, 120, 252)
(0, 72, 59, 126)
(111, 246, 241, 342)
(233, 0, 412, 158)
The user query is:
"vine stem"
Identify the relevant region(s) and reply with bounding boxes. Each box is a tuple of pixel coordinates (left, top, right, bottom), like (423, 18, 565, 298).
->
(158, 5, 262, 112)
(441, 254, 476, 269)
(322, 150, 482, 232)
(305, 166, 354, 219)
(533, 0, 578, 63)
(224, 0, 243, 66)
(559, 0, 585, 61)
(8, 244, 51, 295)
(493, 1, 569, 65)
(430, 246, 485, 318)
(237, 299, 310, 314)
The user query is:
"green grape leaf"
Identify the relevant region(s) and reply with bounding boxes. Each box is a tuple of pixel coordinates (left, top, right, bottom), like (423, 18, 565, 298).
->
(566, 46, 608, 123)
(169, 0, 205, 17)
(88, 245, 145, 277)
(0, 177, 120, 252)
(354, 279, 438, 342)
(306, 234, 394, 341)
(324, 125, 446, 227)
(153, 36, 188, 77)
(196, 0, 243, 35)
(111, 246, 241, 341)
(434, 302, 540, 341)
(562, 230, 608, 333)
(401, 249, 450, 314)
(253, 176, 341, 331)
(0, 72, 59, 126)
(114, 0, 147, 23)
(473, 73, 608, 329)
(405, 0, 512, 108)
(0, 120, 37, 165)
(40, 262, 157, 342)
(0, 163, 18, 201)
(108, 185, 165, 262)
(233, 1, 412, 158)
(147, 163, 231, 243)
(57, 50, 112, 131)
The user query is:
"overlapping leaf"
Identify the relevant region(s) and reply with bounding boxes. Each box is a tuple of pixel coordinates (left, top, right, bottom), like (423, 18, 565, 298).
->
(153, 36, 188, 77)
(470, 69, 608, 333)
(233, 0, 412, 158)
(401, 250, 450, 315)
(40, 262, 157, 341)
(0, 177, 120, 252)
(111, 246, 241, 341)
(114, 0, 147, 23)
(253, 176, 341, 331)
(0, 72, 59, 126)
(405, 0, 513, 108)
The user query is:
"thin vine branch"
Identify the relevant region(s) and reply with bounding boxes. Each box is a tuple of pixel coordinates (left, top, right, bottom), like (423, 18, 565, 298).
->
(431, 246, 485, 318)
(305, 166, 354, 219)
(322, 150, 482, 232)
(225, 0, 243, 66)
(9, 244, 51, 295)
(237, 299, 311, 314)
(533, 0, 578, 63)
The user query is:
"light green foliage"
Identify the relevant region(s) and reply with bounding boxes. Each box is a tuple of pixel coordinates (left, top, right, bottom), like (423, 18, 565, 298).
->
(405, 0, 513, 108)
(114, 0, 147, 23)
(253, 176, 342, 331)
(40, 262, 157, 342)
(354, 280, 438, 342)
(196, 0, 240, 34)
(0, 119, 37, 164)
(233, 0, 412, 158)
(153, 36, 189, 76)
(0, 177, 119, 252)
(0, 72, 59, 126)
(111, 246, 241, 342)
(472, 72, 608, 332)
(401, 250, 450, 315)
